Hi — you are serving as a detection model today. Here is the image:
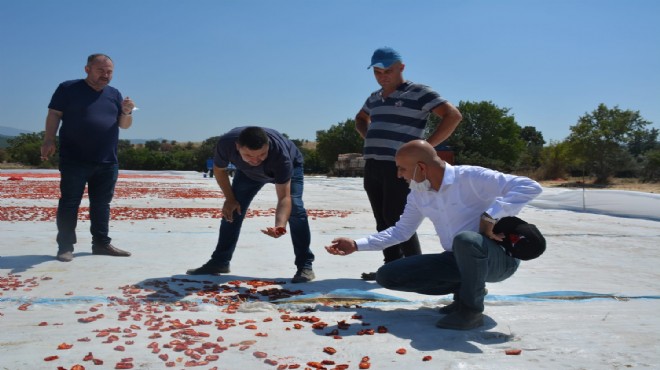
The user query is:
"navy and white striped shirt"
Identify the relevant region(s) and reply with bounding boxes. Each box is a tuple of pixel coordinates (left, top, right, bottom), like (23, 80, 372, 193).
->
(361, 81, 446, 161)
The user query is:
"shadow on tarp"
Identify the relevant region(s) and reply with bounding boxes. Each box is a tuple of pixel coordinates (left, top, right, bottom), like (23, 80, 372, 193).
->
(0, 252, 92, 274)
(128, 275, 383, 303)
(273, 288, 507, 353)
(297, 304, 507, 353)
(271, 288, 660, 353)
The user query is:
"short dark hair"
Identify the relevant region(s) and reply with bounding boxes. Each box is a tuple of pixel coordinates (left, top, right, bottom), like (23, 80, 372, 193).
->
(237, 127, 269, 150)
(87, 54, 113, 66)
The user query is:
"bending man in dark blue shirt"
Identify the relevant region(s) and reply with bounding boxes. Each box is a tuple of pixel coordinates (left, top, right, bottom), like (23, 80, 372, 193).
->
(187, 126, 315, 283)
(41, 53, 135, 262)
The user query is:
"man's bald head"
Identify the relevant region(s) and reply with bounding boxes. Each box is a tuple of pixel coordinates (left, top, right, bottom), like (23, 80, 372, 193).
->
(396, 140, 438, 163)
(394, 140, 445, 191)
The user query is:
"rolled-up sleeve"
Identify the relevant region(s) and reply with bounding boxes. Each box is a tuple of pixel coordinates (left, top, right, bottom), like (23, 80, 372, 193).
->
(481, 171, 543, 219)
(355, 194, 425, 251)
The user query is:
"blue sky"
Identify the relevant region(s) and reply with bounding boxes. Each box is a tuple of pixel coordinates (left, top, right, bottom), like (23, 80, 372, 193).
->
(1, 0, 658, 144)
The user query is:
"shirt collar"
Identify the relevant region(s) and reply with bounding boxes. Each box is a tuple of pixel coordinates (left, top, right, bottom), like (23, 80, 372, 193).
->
(378, 81, 411, 98)
(440, 162, 456, 190)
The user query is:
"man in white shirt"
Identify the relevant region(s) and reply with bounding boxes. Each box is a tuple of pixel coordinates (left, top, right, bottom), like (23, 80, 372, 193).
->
(326, 140, 543, 330)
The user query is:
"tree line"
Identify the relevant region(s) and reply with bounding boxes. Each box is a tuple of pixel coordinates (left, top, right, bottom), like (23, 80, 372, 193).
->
(3, 101, 658, 183)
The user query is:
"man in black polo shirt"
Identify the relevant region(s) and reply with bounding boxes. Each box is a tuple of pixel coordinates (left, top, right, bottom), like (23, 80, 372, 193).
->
(355, 47, 462, 279)
(186, 126, 315, 283)
(41, 53, 136, 262)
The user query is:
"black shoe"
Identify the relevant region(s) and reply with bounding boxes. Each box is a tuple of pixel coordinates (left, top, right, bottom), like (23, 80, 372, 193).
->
(439, 288, 488, 314)
(361, 272, 377, 281)
(92, 244, 131, 257)
(56, 250, 73, 262)
(438, 300, 460, 315)
(436, 308, 484, 330)
(186, 262, 230, 275)
(292, 268, 315, 283)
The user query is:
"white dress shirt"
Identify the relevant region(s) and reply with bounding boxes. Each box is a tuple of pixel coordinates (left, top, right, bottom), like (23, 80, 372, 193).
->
(355, 163, 543, 252)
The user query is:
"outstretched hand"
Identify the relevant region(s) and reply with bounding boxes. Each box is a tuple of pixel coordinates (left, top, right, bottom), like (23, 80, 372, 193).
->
(324, 237, 357, 256)
(261, 227, 287, 238)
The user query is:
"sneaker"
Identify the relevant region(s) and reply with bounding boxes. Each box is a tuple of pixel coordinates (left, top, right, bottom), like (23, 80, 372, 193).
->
(186, 262, 230, 276)
(292, 268, 315, 283)
(92, 244, 131, 257)
(56, 250, 73, 262)
(361, 272, 377, 281)
(436, 309, 484, 330)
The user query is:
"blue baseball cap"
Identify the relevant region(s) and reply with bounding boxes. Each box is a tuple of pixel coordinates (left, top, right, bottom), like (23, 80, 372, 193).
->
(368, 47, 402, 69)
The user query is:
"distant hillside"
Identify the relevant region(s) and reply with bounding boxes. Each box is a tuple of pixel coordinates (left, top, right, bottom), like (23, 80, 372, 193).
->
(0, 126, 32, 137)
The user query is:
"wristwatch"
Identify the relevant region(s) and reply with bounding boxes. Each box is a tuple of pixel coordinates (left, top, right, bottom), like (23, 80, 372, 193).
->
(481, 212, 498, 224)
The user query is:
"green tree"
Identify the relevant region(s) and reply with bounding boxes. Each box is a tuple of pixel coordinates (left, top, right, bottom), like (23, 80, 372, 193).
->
(299, 147, 324, 174)
(445, 101, 525, 171)
(6, 132, 55, 167)
(144, 140, 161, 152)
(537, 141, 572, 180)
(315, 119, 364, 171)
(640, 148, 660, 182)
(194, 136, 220, 172)
(118, 139, 132, 152)
(518, 126, 546, 170)
(566, 104, 654, 184)
(118, 146, 149, 169)
(627, 127, 659, 157)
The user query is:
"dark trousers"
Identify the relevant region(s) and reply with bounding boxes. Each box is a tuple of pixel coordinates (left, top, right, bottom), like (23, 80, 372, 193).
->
(56, 157, 119, 251)
(210, 166, 315, 269)
(363, 159, 421, 263)
(376, 231, 520, 312)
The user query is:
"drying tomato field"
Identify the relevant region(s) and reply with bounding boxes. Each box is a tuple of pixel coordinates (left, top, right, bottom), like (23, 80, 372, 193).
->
(2, 171, 437, 370)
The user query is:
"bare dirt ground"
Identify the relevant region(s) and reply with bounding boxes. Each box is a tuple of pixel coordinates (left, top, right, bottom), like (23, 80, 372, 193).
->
(539, 177, 660, 194)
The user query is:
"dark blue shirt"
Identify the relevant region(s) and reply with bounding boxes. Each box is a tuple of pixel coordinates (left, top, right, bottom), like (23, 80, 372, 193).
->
(48, 79, 123, 163)
(213, 127, 303, 184)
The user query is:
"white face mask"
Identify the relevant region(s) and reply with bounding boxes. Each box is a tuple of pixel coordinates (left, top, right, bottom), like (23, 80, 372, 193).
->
(409, 164, 432, 192)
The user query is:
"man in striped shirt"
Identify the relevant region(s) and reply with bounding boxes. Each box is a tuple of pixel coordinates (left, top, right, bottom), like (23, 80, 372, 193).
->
(355, 47, 462, 280)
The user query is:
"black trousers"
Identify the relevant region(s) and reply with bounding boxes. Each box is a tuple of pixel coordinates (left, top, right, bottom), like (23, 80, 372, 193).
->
(363, 159, 421, 263)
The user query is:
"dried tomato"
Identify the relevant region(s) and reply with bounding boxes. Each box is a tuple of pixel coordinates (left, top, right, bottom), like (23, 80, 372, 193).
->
(323, 347, 337, 355)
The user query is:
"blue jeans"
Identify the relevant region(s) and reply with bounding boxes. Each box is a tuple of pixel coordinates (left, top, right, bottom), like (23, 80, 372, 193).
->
(376, 231, 520, 312)
(56, 158, 119, 251)
(210, 166, 315, 269)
